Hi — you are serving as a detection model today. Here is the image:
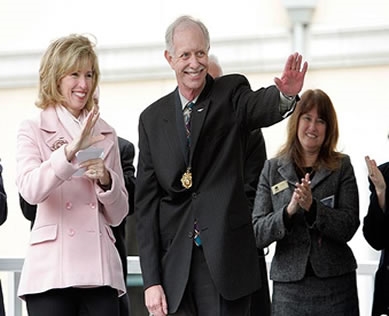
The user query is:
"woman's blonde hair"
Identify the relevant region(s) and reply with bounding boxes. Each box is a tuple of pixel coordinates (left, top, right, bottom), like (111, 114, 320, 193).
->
(36, 34, 100, 111)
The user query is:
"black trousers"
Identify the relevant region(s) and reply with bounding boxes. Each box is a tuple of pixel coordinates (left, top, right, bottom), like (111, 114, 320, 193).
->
(25, 286, 120, 316)
(250, 249, 271, 316)
(173, 245, 250, 316)
(79, 294, 130, 316)
(119, 294, 131, 316)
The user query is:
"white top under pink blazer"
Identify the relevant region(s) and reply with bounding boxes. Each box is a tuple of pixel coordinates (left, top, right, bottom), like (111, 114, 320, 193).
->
(16, 106, 129, 299)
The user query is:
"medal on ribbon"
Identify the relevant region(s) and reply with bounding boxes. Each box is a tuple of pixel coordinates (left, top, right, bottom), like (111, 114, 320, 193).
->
(181, 168, 192, 189)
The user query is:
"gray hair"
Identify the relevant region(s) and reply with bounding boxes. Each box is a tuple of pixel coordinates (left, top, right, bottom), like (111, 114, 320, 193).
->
(165, 15, 210, 54)
(208, 54, 221, 66)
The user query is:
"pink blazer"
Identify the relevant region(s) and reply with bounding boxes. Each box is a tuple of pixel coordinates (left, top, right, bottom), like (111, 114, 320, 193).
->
(16, 106, 129, 298)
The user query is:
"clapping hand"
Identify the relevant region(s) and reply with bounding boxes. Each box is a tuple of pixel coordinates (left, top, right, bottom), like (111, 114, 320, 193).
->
(287, 173, 312, 216)
(365, 155, 386, 210)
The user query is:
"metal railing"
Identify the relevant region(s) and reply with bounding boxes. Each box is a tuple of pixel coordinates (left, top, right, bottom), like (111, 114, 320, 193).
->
(0, 257, 378, 316)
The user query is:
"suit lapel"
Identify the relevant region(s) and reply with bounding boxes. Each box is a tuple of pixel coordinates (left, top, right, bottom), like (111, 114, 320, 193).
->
(190, 99, 209, 162)
(277, 158, 332, 189)
(278, 161, 299, 186)
(188, 76, 213, 162)
(309, 168, 331, 189)
(161, 91, 188, 164)
(167, 76, 214, 165)
(40, 106, 116, 158)
(40, 107, 72, 152)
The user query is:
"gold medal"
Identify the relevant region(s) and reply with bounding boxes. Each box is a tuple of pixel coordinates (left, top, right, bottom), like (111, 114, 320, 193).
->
(181, 168, 192, 189)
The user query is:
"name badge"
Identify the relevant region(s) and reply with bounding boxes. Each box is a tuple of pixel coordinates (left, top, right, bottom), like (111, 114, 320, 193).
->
(271, 180, 289, 195)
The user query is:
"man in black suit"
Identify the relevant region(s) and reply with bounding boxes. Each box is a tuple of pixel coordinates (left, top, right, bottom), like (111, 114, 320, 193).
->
(135, 15, 308, 316)
(0, 162, 7, 316)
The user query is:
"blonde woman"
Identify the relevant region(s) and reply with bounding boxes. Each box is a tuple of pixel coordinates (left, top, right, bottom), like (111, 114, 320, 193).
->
(16, 34, 128, 316)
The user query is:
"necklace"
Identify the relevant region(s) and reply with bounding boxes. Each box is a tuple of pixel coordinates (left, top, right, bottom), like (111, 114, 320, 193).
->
(296, 165, 315, 180)
(302, 166, 315, 179)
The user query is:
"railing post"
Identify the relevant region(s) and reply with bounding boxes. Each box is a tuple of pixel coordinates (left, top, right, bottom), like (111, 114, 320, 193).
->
(7, 272, 22, 316)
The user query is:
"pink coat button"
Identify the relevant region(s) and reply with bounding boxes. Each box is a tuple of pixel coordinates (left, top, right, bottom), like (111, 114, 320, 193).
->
(65, 202, 73, 210)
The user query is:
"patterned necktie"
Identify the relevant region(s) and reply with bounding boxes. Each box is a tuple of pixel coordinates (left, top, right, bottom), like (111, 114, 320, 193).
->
(194, 220, 202, 247)
(183, 102, 201, 246)
(183, 102, 194, 147)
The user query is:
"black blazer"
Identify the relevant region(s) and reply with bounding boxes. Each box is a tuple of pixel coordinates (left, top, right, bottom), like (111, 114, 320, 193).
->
(244, 128, 267, 211)
(0, 164, 7, 226)
(253, 155, 359, 282)
(363, 162, 389, 316)
(135, 74, 287, 313)
(115, 137, 136, 278)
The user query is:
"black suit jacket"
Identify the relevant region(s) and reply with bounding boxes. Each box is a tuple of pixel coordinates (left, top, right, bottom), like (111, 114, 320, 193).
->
(19, 137, 136, 279)
(115, 137, 136, 278)
(363, 162, 389, 316)
(135, 74, 287, 313)
(244, 128, 267, 211)
(0, 164, 7, 226)
(243, 129, 271, 315)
